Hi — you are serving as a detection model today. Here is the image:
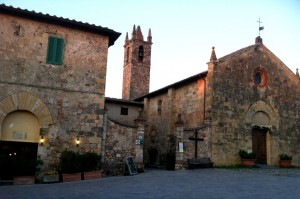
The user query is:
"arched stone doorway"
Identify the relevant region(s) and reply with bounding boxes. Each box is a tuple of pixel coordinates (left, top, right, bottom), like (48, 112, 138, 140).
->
(0, 91, 53, 182)
(0, 111, 40, 180)
(245, 100, 279, 165)
(251, 111, 270, 164)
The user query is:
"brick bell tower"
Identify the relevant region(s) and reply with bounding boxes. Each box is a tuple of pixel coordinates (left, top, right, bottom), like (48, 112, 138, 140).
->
(122, 25, 152, 100)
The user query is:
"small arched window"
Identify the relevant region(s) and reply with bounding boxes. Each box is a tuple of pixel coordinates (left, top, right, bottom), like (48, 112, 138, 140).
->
(138, 46, 144, 62)
(126, 47, 130, 63)
(157, 100, 162, 114)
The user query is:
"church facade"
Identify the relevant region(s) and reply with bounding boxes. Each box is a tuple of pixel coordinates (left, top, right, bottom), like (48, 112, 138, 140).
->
(122, 26, 300, 167)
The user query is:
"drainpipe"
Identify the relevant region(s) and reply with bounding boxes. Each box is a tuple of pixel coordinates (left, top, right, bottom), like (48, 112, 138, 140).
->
(203, 78, 206, 124)
(101, 108, 108, 162)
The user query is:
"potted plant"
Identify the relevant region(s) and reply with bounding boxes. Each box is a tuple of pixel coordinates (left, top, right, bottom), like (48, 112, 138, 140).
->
(279, 153, 292, 168)
(238, 149, 256, 167)
(60, 151, 82, 182)
(81, 152, 102, 180)
(43, 168, 59, 183)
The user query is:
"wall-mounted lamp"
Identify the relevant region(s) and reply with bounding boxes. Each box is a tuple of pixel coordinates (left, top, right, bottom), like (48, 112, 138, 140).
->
(40, 136, 44, 146)
(76, 137, 80, 147)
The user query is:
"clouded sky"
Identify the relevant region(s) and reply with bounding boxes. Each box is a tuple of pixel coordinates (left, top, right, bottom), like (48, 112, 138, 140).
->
(2, 0, 300, 98)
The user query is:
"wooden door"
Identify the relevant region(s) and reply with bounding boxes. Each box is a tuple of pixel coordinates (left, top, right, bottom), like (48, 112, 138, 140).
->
(252, 128, 267, 164)
(0, 141, 38, 180)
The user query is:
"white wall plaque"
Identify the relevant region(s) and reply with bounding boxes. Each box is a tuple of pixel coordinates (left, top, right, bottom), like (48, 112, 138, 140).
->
(13, 131, 27, 140)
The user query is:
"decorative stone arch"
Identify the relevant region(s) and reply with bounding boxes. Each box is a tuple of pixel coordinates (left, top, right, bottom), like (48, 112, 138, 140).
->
(245, 100, 279, 132)
(0, 91, 53, 137)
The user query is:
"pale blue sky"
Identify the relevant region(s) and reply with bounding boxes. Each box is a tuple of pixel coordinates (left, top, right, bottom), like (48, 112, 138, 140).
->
(1, 0, 300, 98)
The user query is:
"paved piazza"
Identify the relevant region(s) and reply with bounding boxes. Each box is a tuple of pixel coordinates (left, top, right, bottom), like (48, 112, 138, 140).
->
(1, 168, 300, 199)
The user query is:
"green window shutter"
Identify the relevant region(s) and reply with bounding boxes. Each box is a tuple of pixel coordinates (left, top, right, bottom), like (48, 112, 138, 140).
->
(46, 36, 64, 65)
(55, 38, 64, 65)
(46, 37, 55, 64)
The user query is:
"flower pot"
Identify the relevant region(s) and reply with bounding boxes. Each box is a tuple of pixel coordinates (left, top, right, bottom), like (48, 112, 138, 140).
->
(279, 160, 291, 168)
(241, 159, 255, 167)
(13, 176, 35, 185)
(62, 173, 82, 182)
(43, 175, 59, 183)
(83, 171, 102, 180)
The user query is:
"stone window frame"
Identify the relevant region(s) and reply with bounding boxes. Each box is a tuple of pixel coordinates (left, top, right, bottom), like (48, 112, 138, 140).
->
(120, 107, 128, 116)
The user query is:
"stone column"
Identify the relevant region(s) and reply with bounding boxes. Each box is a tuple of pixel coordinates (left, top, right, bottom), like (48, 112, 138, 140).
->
(134, 109, 146, 172)
(175, 114, 185, 170)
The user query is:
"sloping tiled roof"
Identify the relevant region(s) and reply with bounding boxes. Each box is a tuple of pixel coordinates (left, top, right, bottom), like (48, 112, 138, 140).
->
(134, 70, 208, 101)
(218, 44, 257, 63)
(0, 4, 121, 46)
(105, 97, 144, 106)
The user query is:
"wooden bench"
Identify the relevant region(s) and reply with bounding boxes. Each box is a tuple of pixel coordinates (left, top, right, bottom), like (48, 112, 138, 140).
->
(187, 157, 214, 169)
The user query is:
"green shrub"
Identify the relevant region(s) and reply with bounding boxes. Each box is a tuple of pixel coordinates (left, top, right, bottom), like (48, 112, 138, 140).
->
(238, 149, 256, 159)
(60, 151, 102, 173)
(279, 153, 292, 160)
(60, 151, 81, 174)
(81, 152, 101, 172)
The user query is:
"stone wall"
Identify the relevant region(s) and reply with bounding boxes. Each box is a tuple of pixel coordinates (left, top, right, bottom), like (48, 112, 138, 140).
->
(0, 13, 109, 169)
(103, 117, 144, 173)
(104, 119, 137, 161)
(143, 79, 208, 165)
(207, 44, 300, 166)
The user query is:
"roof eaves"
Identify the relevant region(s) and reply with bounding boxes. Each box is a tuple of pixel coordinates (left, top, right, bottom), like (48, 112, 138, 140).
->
(0, 4, 121, 46)
(105, 97, 144, 106)
(134, 70, 208, 101)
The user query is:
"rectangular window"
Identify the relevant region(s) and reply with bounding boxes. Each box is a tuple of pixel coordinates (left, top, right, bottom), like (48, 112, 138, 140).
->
(46, 36, 64, 65)
(120, 107, 128, 115)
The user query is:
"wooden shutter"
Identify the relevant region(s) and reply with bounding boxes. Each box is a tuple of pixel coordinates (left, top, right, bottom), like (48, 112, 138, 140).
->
(46, 36, 64, 65)
(55, 38, 64, 64)
(46, 37, 55, 64)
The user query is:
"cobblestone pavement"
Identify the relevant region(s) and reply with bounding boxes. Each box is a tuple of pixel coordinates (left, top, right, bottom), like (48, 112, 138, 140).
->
(1, 167, 300, 199)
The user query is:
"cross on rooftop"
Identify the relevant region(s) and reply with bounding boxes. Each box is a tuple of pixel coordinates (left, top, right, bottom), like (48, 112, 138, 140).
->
(257, 18, 264, 36)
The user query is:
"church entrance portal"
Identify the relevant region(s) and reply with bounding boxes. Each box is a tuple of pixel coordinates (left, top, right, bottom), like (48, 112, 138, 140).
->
(252, 128, 267, 164)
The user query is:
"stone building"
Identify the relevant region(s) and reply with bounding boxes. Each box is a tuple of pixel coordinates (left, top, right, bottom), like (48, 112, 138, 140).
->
(103, 97, 145, 171)
(121, 25, 300, 167)
(0, 4, 120, 181)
